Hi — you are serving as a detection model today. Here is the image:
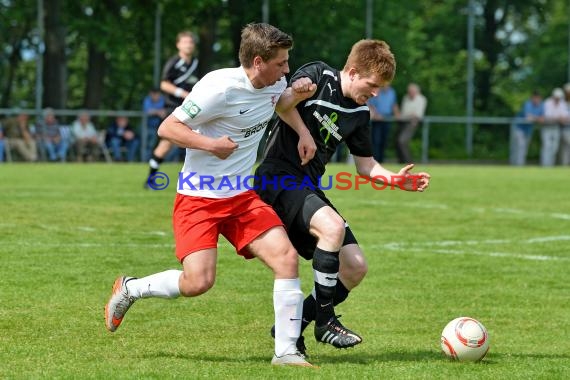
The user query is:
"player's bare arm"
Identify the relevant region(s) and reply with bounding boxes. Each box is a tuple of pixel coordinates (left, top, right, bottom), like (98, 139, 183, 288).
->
(160, 80, 189, 99)
(158, 114, 238, 159)
(275, 77, 317, 113)
(353, 156, 430, 192)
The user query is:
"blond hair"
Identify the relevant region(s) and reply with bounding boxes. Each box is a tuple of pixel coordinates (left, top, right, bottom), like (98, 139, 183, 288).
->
(343, 39, 396, 83)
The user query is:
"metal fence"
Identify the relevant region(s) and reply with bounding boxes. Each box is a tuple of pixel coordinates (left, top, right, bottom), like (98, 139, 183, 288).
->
(418, 115, 524, 163)
(0, 108, 149, 163)
(0, 108, 535, 165)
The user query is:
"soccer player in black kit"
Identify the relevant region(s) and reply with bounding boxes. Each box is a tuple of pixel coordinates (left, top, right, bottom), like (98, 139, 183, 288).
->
(256, 40, 431, 355)
(145, 31, 200, 187)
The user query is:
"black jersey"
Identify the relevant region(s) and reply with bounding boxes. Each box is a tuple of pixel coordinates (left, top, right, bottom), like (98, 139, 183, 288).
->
(161, 55, 200, 110)
(262, 61, 373, 182)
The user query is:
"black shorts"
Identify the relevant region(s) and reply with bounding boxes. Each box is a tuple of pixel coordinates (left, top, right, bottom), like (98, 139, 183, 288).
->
(255, 164, 357, 260)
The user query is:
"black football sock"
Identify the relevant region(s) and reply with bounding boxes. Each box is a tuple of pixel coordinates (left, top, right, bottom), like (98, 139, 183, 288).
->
(300, 294, 317, 333)
(333, 279, 350, 306)
(313, 247, 339, 326)
(300, 279, 350, 333)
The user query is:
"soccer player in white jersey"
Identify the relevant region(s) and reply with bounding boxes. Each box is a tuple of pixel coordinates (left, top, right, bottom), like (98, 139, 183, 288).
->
(105, 23, 318, 367)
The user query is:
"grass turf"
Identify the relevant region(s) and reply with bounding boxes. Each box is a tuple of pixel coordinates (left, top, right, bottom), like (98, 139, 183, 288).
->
(0, 163, 569, 379)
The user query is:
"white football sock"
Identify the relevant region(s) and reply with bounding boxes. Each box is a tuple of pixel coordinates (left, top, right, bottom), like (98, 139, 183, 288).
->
(149, 158, 160, 169)
(273, 278, 303, 357)
(126, 270, 182, 299)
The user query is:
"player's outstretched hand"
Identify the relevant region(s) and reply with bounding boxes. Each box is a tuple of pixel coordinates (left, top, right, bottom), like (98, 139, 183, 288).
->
(291, 77, 317, 100)
(397, 163, 431, 192)
(298, 131, 316, 165)
(211, 136, 238, 159)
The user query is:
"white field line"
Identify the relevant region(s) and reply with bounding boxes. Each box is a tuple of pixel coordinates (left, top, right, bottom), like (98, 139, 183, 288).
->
(33, 224, 168, 236)
(366, 235, 570, 262)
(355, 200, 570, 221)
(382, 235, 570, 250)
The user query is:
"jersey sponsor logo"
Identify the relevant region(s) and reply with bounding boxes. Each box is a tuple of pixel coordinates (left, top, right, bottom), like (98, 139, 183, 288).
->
(241, 119, 269, 138)
(313, 110, 342, 143)
(181, 100, 202, 119)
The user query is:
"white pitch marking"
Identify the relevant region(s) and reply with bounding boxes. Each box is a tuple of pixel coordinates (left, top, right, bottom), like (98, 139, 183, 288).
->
(381, 235, 570, 250)
(77, 226, 96, 232)
(355, 200, 570, 221)
(378, 246, 570, 262)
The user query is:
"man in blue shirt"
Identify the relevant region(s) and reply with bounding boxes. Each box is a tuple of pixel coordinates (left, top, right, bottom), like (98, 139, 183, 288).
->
(142, 88, 167, 160)
(512, 90, 544, 166)
(367, 85, 400, 163)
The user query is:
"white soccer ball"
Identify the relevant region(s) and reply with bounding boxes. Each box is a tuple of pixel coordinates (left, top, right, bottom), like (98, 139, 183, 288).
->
(440, 317, 490, 362)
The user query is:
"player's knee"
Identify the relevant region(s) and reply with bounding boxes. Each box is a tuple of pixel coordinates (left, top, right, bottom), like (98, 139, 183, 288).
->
(273, 245, 299, 277)
(179, 275, 215, 297)
(322, 216, 345, 246)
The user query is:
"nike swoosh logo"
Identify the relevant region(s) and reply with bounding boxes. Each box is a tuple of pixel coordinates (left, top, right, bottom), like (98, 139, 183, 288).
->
(320, 302, 332, 307)
(239, 109, 250, 114)
(324, 277, 337, 281)
(289, 318, 301, 321)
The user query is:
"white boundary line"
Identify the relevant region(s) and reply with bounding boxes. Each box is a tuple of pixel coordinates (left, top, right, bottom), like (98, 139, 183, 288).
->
(365, 235, 570, 262)
(354, 200, 570, 221)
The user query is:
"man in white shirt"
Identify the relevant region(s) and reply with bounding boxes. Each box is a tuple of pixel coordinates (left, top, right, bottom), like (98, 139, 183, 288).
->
(104, 23, 317, 367)
(541, 88, 569, 166)
(396, 83, 427, 163)
(71, 111, 100, 162)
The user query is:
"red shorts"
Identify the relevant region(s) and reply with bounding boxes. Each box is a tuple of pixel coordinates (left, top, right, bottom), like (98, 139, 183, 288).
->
(172, 190, 284, 262)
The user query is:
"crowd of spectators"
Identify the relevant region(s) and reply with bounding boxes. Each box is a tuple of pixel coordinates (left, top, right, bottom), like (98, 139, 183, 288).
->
(0, 89, 171, 163)
(2, 83, 570, 166)
(512, 85, 570, 166)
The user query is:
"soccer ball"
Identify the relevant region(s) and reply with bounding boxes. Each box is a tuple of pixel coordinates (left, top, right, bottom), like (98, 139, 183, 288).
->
(440, 317, 489, 362)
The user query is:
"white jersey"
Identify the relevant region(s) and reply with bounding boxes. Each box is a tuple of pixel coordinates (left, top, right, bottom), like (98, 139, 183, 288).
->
(172, 67, 286, 198)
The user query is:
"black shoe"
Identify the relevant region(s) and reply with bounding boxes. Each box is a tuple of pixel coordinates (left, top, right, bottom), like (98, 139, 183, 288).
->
(270, 325, 309, 358)
(314, 315, 362, 348)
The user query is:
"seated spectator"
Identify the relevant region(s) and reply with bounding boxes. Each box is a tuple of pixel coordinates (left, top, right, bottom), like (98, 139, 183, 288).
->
(39, 108, 68, 162)
(106, 116, 140, 162)
(142, 88, 167, 159)
(512, 91, 544, 166)
(72, 111, 100, 162)
(1, 112, 39, 162)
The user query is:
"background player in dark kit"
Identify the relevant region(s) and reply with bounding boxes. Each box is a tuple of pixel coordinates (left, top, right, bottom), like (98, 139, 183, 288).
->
(145, 31, 200, 187)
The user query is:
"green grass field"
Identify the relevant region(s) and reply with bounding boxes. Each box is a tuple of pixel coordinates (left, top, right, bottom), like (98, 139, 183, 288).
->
(1, 163, 569, 379)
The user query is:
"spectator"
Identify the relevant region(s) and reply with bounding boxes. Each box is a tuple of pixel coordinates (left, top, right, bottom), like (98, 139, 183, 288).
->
(39, 108, 68, 162)
(0, 126, 4, 163)
(72, 111, 100, 162)
(367, 85, 400, 162)
(396, 83, 427, 163)
(541, 88, 569, 166)
(561, 83, 570, 165)
(1, 112, 38, 162)
(142, 88, 167, 160)
(106, 116, 140, 162)
(511, 91, 544, 166)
